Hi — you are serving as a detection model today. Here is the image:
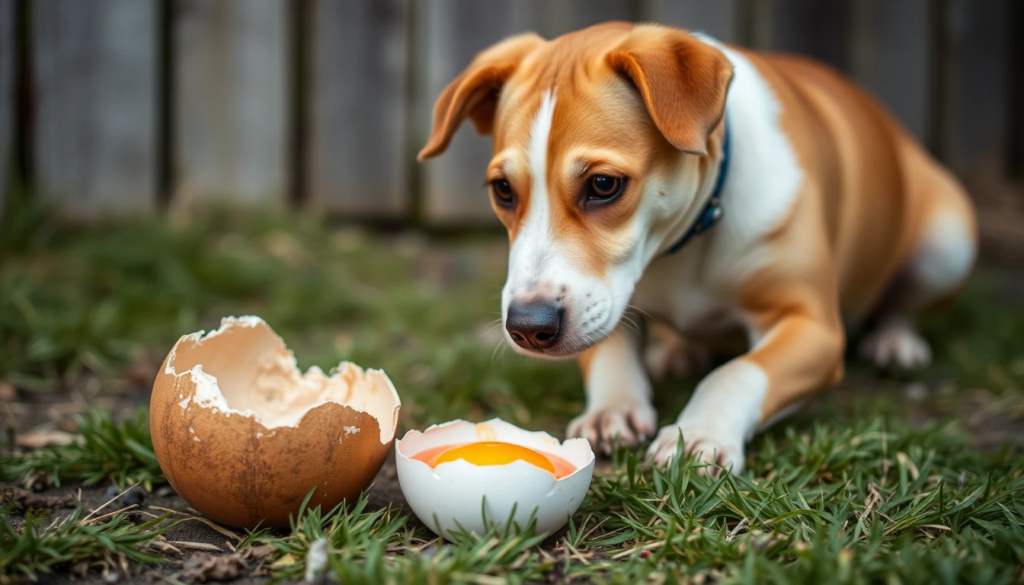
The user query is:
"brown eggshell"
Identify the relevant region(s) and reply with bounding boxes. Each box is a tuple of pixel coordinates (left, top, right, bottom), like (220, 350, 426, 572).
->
(150, 317, 400, 529)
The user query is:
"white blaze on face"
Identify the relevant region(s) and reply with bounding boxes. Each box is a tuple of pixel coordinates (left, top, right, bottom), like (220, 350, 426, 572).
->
(501, 89, 623, 356)
(502, 89, 556, 322)
(504, 88, 556, 299)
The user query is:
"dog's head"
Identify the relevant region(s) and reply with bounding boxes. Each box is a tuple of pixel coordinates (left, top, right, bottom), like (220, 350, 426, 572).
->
(420, 23, 733, 357)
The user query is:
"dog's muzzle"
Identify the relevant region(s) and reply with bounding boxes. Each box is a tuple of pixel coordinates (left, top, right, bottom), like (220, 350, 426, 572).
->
(505, 300, 563, 350)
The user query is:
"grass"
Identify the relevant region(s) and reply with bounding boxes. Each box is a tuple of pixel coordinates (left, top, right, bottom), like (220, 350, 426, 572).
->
(1, 409, 163, 490)
(0, 504, 172, 582)
(208, 418, 1024, 583)
(1, 202, 1023, 582)
(571, 419, 1024, 583)
(242, 491, 553, 583)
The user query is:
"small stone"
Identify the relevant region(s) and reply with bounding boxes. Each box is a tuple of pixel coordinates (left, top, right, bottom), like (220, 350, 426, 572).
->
(305, 538, 329, 583)
(419, 545, 437, 560)
(104, 484, 146, 509)
(903, 382, 928, 402)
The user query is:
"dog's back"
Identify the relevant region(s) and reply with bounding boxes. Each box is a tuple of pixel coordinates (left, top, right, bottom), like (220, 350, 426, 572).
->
(738, 50, 976, 324)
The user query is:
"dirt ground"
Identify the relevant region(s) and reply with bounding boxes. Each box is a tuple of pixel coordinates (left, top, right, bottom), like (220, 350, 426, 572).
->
(3, 260, 1023, 583)
(4, 370, 1023, 584)
(2, 460, 411, 584)
(2, 451, 626, 584)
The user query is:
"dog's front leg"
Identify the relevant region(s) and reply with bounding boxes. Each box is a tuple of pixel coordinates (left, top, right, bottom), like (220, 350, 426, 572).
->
(647, 313, 844, 473)
(567, 325, 657, 455)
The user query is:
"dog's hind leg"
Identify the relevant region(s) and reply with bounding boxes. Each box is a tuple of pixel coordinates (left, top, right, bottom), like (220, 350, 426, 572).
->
(644, 320, 712, 382)
(860, 172, 977, 369)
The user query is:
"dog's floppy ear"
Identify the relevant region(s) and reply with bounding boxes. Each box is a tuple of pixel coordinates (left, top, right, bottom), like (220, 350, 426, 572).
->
(418, 33, 545, 161)
(606, 26, 733, 155)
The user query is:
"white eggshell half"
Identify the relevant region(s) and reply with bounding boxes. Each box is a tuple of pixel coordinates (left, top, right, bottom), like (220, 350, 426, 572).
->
(395, 418, 595, 540)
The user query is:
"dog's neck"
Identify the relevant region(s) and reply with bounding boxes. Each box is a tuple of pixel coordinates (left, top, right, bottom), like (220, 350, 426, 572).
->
(662, 117, 731, 256)
(654, 41, 805, 264)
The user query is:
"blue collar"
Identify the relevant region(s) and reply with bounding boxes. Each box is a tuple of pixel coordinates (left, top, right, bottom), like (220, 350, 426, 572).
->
(663, 117, 730, 255)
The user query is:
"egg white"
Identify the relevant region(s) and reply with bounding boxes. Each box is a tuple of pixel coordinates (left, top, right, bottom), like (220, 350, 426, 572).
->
(395, 418, 595, 540)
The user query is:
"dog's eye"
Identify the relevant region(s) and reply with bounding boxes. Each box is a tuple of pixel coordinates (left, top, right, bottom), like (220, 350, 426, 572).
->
(587, 175, 624, 201)
(490, 179, 515, 208)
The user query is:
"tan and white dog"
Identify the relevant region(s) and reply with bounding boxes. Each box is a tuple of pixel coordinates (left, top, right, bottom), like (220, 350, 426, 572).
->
(418, 22, 977, 473)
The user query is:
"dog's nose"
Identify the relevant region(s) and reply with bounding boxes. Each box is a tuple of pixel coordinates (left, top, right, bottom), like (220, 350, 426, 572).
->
(506, 300, 563, 350)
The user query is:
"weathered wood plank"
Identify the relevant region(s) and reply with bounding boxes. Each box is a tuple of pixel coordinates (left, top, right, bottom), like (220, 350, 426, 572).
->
(750, 0, 848, 70)
(416, 0, 534, 225)
(308, 0, 408, 218)
(174, 0, 287, 207)
(944, 0, 1011, 174)
(526, 0, 635, 38)
(848, 0, 930, 140)
(1008, 0, 1023, 179)
(0, 0, 13, 218)
(33, 0, 157, 218)
(641, 0, 739, 43)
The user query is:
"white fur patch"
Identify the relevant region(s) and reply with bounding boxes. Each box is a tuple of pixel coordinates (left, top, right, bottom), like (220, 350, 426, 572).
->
(584, 331, 651, 409)
(911, 210, 975, 294)
(528, 91, 556, 206)
(503, 89, 557, 313)
(676, 359, 768, 447)
(635, 38, 806, 339)
(520, 89, 557, 244)
(712, 42, 803, 246)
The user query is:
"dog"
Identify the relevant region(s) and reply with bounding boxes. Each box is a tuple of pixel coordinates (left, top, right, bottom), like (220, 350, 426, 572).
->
(418, 22, 977, 473)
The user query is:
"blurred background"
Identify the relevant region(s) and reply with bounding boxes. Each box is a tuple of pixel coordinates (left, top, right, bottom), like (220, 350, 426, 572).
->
(0, 1, 1021, 439)
(0, 0, 1021, 250)
(2, 5, 1023, 578)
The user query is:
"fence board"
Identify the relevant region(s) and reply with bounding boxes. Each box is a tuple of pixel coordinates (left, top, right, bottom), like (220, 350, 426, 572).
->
(174, 0, 287, 207)
(751, 0, 849, 70)
(308, 0, 408, 218)
(33, 0, 157, 218)
(641, 0, 739, 43)
(526, 0, 635, 39)
(417, 0, 534, 225)
(0, 0, 12, 217)
(945, 0, 1011, 174)
(848, 0, 929, 140)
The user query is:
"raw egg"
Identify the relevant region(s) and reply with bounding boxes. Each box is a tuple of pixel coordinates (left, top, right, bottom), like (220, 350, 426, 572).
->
(150, 316, 401, 528)
(396, 419, 595, 540)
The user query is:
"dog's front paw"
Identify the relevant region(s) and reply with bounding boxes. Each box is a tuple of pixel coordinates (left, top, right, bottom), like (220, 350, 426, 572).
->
(567, 401, 657, 455)
(646, 425, 745, 474)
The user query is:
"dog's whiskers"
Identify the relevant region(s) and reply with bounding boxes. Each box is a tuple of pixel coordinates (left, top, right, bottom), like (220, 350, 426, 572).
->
(624, 304, 652, 319)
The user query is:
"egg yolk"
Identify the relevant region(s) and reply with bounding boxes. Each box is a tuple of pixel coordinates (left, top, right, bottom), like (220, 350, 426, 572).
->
(413, 441, 576, 479)
(436, 441, 556, 474)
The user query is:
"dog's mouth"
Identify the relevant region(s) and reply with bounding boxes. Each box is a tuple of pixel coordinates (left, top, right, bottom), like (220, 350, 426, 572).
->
(504, 332, 602, 359)
(504, 336, 592, 359)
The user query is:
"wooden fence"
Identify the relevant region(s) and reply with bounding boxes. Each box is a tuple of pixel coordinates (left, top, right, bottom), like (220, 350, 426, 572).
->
(0, 0, 1020, 225)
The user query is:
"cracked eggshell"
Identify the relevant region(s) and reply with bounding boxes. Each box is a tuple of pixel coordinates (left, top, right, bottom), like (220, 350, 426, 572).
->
(395, 419, 595, 540)
(150, 316, 400, 529)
